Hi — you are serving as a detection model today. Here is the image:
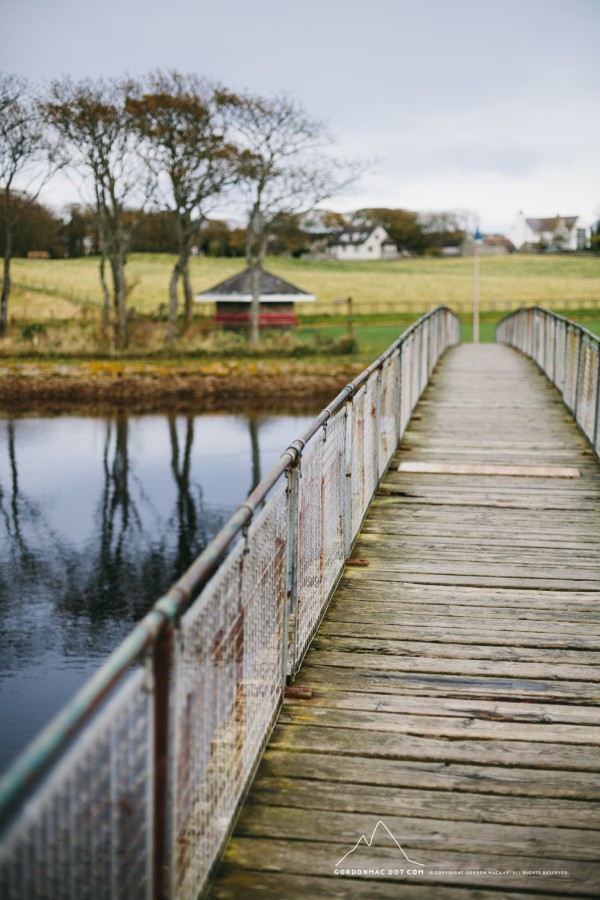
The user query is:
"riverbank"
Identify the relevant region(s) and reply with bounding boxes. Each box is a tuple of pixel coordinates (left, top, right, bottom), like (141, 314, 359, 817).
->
(0, 358, 359, 413)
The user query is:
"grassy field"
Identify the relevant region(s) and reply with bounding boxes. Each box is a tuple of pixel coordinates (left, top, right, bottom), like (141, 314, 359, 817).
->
(9, 252, 600, 320)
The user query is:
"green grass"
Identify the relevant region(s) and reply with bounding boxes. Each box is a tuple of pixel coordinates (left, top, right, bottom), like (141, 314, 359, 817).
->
(5, 253, 599, 362)
(9, 252, 600, 320)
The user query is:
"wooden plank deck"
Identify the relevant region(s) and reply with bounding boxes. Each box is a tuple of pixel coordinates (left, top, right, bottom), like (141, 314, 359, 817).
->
(207, 344, 600, 899)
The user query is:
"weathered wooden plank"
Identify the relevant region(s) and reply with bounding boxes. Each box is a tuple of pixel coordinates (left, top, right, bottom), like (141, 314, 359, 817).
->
(342, 559, 600, 583)
(232, 806, 600, 860)
(373, 495, 600, 511)
(260, 750, 600, 799)
(294, 665, 600, 703)
(208, 870, 572, 900)
(335, 582, 600, 606)
(355, 538, 600, 564)
(342, 571, 600, 591)
(328, 595, 600, 628)
(318, 620, 600, 650)
(269, 723, 600, 770)
(247, 777, 600, 829)
(284, 691, 600, 725)
(300, 650, 600, 683)
(279, 704, 600, 745)
(215, 840, 597, 896)
(397, 461, 582, 477)
(312, 633, 600, 663)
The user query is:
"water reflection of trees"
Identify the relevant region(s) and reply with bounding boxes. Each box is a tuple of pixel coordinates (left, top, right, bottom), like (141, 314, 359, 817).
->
(0, 413, 252, 638)
(0, 420, 61, 603)
(68, 412, 231, 625)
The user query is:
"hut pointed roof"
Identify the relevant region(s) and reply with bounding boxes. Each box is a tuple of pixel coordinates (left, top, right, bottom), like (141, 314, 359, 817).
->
(194, 268, 315, 303)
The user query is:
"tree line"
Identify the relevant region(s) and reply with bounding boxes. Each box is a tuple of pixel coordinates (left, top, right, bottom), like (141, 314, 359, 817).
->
(0, 200, 474, 261)
(1, 71, 358, 346)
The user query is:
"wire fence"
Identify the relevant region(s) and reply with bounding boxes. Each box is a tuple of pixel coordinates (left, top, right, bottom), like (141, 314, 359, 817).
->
(0, 306, 460, 899)
(10, 278, 600, 321)
(496, 307, 600, 458)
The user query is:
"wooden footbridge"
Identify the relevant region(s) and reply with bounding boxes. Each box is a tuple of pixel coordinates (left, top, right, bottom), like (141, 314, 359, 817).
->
(1, 307, 599, 899)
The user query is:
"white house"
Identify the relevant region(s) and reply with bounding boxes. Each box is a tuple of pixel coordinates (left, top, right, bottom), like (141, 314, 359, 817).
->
(509, 212, 588, 252)
(330, 225, 398, 260)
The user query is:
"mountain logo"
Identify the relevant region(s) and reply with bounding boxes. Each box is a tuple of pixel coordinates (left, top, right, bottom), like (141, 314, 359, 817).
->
(334, 820, 427, 869)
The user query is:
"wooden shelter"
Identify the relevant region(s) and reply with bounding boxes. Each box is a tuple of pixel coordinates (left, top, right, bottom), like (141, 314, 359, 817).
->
(194, 268, 315, 329)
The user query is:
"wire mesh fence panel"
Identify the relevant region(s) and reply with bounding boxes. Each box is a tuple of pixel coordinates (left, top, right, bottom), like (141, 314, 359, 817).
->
(378, 350, 400, 476)
(291, 408, 346, 672)
(172, 482, 288, 900)
(554, 318, 567, 393)
(350, 384, 367, 539)
(361, 375, 379, 522)
(576, 337, 599, 439)
(0, 668, 153, 900)
(563, 327, 581, 412)
(399, 332, 414, 437)
(419, 320, 431, 396)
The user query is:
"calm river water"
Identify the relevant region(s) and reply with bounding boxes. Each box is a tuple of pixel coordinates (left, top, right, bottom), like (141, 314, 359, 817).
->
(0, 409, 314, 774)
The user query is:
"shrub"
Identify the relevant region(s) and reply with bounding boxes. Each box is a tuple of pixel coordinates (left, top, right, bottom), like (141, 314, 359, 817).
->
(21, 322, 47, 343)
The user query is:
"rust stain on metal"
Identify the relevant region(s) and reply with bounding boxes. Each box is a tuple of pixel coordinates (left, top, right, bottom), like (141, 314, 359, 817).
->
(397, 461, 581, 478)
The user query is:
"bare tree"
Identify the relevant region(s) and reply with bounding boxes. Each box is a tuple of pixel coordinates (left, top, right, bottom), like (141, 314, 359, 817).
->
(233, 93, 362, 346)
(126, 71, 240, 342)
(0, 74, 58, 337)
(42, 77, 146, 348)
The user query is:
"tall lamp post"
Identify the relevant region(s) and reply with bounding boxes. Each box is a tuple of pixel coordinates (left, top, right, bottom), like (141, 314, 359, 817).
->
(473, 226, 483, 344)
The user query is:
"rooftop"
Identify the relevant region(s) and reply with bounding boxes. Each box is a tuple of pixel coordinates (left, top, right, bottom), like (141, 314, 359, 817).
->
(195, 268, 316, 303)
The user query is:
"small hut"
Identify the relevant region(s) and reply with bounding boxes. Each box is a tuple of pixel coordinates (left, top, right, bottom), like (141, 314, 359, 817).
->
(194, 268, 315, 329)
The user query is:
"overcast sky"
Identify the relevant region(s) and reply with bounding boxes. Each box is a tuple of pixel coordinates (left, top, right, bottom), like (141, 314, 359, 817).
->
(4, 0, 599, 232)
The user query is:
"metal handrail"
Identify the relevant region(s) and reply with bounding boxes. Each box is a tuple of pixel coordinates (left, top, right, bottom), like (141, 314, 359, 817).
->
(0, 306, 460, 899)
(496, 306, 600, 458)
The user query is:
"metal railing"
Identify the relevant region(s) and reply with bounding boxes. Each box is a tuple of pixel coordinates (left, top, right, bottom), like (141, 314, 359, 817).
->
(0, 307, 460, 899)
(496, 307, 600, 458)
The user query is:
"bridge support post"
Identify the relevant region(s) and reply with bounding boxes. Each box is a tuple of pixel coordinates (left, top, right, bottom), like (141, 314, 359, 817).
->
(396, 345, 403, 445)
(285, 461, 300, 679)
(152, 621, 173, 900)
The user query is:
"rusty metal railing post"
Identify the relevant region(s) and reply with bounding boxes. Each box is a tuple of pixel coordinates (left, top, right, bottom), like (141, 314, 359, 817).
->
(152, 621, 173, 900)
(285, 460, 300, 679)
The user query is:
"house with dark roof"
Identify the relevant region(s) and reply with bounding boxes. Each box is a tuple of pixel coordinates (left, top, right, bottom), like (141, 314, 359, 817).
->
(509, 212, 588, 251)
(194, 268, 315, 329)
(330, 225, 398, 260)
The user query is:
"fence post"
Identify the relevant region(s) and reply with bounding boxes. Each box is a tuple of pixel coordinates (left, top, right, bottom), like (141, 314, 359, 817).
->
(552, 315, 557, 383)
(343, 396, 354, 558)
(284, 461, 300, 679)
(152, 622, 173, 900)
(396, 344, 403, 445)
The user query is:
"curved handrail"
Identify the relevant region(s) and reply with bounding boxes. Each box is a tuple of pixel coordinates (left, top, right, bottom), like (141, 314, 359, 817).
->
(496, 306, 600, 457)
